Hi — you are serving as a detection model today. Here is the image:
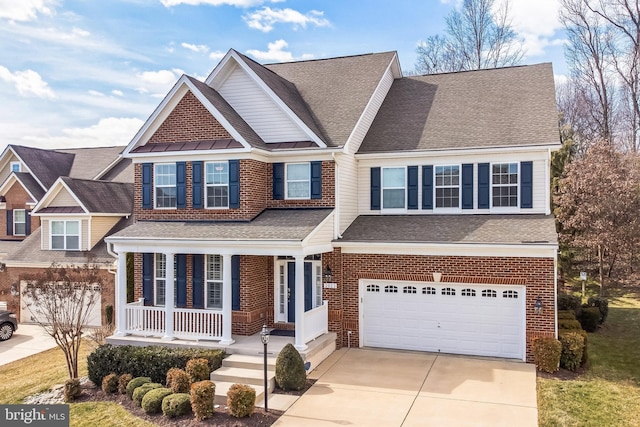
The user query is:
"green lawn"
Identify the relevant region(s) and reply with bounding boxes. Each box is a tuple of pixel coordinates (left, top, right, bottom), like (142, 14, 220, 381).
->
(538, 296, 640, 426)
(0, 340, 153, 427)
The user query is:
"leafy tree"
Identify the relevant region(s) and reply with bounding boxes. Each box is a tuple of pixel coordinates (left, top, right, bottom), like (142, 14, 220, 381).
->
(415, 0, 524, 74)
(554, 141, 640, 293)
(21, 264, 104, 379)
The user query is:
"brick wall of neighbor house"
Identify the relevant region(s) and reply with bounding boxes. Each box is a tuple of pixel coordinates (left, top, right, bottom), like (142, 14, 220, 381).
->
(267, 161, 335, 208)
(0, 184, 41, 240)
(149, 91, 233, 143)
(335, 252, 555, 362)
(0, 266, 115, 325)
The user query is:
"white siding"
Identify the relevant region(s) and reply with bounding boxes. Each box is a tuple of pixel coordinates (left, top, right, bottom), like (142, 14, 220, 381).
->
(338, 156, 359, 233)
(49, 188, 79, 207)
(218, 66, 308, 143)
(303, 212, 334, 248)
(0, 153, 19, 185)
(90, 216, 120, 249)
(82, 219, 89, 251)
(41, 219, 49, 250)
(344, 67, 395, 155)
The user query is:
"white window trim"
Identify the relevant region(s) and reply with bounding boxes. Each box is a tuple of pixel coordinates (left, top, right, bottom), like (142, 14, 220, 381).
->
(434, 164, 462, 213)
(490, 162, 520, 212)
(204, 161, 229, 210)
(313, 261, 323, 308)
(154, 163, 177, 210)
(274, 260, 288, 322)
(205, 254, 223, 310)
(154, 253, 177, 307)
(50, 219, 81, 251)
(381, 166, 407, 213)
(10, 161, 21, 173)
(13, 209, 26, 236)
(285, 162, 311, 200)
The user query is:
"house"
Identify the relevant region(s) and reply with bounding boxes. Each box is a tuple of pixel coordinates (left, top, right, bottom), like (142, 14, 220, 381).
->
(0, 145, 133, 325)
(105, 49, 559, 363)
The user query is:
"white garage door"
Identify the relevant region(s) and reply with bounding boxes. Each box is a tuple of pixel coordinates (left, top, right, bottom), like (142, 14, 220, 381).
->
(361, 281, 525, 360)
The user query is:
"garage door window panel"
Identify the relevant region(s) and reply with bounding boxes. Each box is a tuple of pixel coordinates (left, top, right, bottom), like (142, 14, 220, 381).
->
(503, 290, 518, 298)
(442, 287, 456, 296)
(423, 286, 436, 295)
(461, 288, 476, 297)
(385, 285, 398, 293)
(403, 286, 417, 294)
(367, 284, 380, 292)
(482, 289, 497, 298)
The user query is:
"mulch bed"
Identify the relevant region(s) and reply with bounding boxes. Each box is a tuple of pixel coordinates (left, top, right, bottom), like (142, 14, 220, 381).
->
(77, 379, 315, 426)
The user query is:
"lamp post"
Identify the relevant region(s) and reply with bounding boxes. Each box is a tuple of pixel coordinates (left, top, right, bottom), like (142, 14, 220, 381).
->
(260, 324, 270, 412)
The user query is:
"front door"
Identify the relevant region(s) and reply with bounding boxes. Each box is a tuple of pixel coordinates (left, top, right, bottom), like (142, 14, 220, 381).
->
(275, 260, 319, 323)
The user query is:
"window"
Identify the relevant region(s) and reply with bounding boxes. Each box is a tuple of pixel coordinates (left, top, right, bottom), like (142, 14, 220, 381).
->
(154, 253, 177, 306)
(382, 167, 405, 209)
(51, 220, 80, 250)
(13, 209, 26, 236)
(503, 290, 519, 299)
(422, 286, 436, 295)
(384, 285, 398, 293)
(435, 165, 460, 208)
(205, 162, 229, 208)
(366, 284, 380, 292)
(155, 163, 177, 208)
(315, 264, 323, 307)
(461, 288, 476, 297)
(403, 286, 417, 294)
(286, 163, 311, 199)
(206, 255, 223, 309)
(492, 163, 518, 207)
(482, 289, 497, 298)
(10, 162, 20, 172)
(442, 287, 456, 296)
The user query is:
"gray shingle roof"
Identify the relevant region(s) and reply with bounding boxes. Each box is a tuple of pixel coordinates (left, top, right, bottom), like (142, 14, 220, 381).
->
(358, 63, 559, 153)
(12, 145, 75, 189)
(13, 172, 45, 201)
(59, 177, 134, 214)
(339, 214, 557, 245)
(109, 208, 333, 241)
(265, 52, 397, 147)
(60, 146, 126, 180)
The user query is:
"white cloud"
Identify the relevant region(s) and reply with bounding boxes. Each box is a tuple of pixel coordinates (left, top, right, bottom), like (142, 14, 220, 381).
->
(181, 42, 209, 53)
(243, 7, 330, 32)
(135, 68, 183, 95)
(112, 89, 124, 97)
(21, 117, 144, 149)
(0, 0, 56, 22)
(209, 50, 225, 61)
(88, 90, 104, 97)
(246, 40, 314, 63)
(501, 0, 565, 58)
(0, 66, 55, 98)
(161, 0, 265, 7)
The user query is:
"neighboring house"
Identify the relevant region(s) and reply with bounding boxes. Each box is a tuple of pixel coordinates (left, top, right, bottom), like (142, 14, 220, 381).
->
(106, 49, 559, 362)
(0, 145, 133, 325)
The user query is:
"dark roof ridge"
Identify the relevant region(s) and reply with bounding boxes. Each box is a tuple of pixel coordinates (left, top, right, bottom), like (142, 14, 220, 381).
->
(411, 62, 553, 78)
(262, 50, 398, 66)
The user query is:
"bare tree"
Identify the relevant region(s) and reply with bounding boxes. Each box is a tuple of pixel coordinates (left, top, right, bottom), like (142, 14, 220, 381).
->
(554, 141, 640, 294)
(21, 264, 104, 379)
(415, 0, 525, 74)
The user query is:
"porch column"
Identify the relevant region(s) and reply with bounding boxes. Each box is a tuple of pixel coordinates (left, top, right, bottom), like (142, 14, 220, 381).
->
(163, 252, 175, 341)
(220, 254, 235, 345)
(294, 255, 307, 351)
(114, 251, 128, 337)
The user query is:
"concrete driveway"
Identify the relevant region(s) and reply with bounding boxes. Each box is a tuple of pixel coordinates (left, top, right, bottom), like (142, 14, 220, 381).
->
(0, 324, 57, 367)
(274, 348, 537, 427)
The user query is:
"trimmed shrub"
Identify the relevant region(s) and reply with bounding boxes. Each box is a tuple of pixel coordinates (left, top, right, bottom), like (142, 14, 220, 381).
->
(227, 383, 255, 418)
(101, 373, 119, 394)
(126, 377, 151, 398)
(557, 310, 577, 320)
(141, 387, 173, 414)
(531, 336, 561, 373)
(166, 368, 190, 393)
(118, 373, 132, 395)
(162, 393, 192, 418)
(275, 343, 306, 391)
(557, 293, 581, 312)
(186, 358, 210, 383)
(587, 296, 609, 324)
(64, 378, 82, 402)
(87, 344, 224, 385)
(578, 307, 600, 332)
(559, 331, 585, 371)
(133, 383, 162, 407)
(558, 319, 582, 331)
(105, 304, 114, 325)
(190, 380, 216, 421)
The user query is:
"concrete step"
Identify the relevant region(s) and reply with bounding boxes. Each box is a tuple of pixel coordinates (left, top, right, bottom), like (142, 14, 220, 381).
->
(223, 354, 277, 370)
(211, 366, 275, 390)
(213, 381, 265, 406)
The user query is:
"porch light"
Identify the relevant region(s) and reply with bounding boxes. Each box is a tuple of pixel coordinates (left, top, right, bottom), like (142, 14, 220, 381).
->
(534, 296, 543, 314)
(323, 265, 332, 281)
(260, 324, 270, 412)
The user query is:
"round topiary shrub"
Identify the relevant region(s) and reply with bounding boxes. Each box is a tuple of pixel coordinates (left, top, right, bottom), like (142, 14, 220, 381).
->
(557, 310, 577, 320)
(133, 383, 162, 407)
(166, 368, 190, 393)
(558, 318, 582, 331)
(532, 336, 561, 373)
(118, 373, 132, 395)
(275, 343, 306, 391)
(126, 377, 151, 398)
(587, 296, 609, 324)
(141, 387, 173, 414)
(101, 373, 119, 394)
(162, 393, 192, 418)
(559, 331, 585, 371)
(186, 358, 210, 383)
(578, 307, 600, 332)
(557, 293, 581, 313)
(64, 378, 82, 402)
(190, 380, 216, 421)
(227, 383, 255, 418)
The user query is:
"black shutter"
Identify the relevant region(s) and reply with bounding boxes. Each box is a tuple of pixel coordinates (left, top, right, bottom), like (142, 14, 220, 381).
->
(304, 262, 312, 312)
(142, 253, 153, 306)
(422, 165, 433, 209)
(521, 161, 533, 208)
(407, 166, 419, 209)
(6, 210, 12, 236)
(462, 164, 474, 209)
(142, 163, 153, 209)
(232, 255, 240, 310)
(192, 161, 203, 209)
(370, 167, 381, 210)
(478, 163, 490, 209)
(176, 162, 186, 209)
(273, 163, 284, 200)
(310, 161, 322, 199)
(229, 160, 240, 208)
(25, 210, 31, 235)
(192, 254, 204, 309)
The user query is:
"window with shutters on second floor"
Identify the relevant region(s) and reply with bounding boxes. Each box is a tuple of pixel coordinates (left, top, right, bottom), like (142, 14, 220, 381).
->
(154, 163, 177, 209)
(205, 161, 229, 208)
(382, 167, 406, 210)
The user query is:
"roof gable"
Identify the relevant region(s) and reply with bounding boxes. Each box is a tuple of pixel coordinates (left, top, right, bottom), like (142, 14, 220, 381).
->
(9, 145, 74, 189)
(0, 172, 45, 204)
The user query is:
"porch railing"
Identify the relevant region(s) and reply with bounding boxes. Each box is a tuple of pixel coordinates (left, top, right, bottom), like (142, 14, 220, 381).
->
(303, 300, 328, 343)
(123, 300, 223, 340)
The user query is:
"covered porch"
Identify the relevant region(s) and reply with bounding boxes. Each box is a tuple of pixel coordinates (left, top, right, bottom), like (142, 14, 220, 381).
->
(105, 209, 335, 352)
